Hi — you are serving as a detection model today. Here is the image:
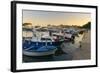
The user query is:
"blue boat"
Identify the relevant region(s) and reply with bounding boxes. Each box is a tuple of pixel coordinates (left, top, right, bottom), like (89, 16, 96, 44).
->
(23, 35, 63, 56)
(22, 26, 65, 56)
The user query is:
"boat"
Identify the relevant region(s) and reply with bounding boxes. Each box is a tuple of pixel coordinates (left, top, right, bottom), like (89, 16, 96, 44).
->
(52, 33, 65, 42)
(22, 26, 67, 56)
(23, 41, 57, 56)
(52, 30, 74, 41)
(63, 28, 79, 41)
(64, 32, 75, 41)
(23, 34, 61, 56)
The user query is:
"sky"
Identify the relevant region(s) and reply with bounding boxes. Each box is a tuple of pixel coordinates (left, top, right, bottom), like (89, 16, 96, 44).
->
(23, 10, 91, 26)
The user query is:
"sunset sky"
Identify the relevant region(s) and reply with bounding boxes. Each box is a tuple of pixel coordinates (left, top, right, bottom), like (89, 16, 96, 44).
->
(23, 10, 91, 26)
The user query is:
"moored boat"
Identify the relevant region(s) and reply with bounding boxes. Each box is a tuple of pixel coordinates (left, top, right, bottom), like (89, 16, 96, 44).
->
(23, 35, 60, 56)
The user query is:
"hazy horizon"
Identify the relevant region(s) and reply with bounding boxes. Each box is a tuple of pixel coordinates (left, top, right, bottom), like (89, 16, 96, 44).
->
(23, 10, 91, 26)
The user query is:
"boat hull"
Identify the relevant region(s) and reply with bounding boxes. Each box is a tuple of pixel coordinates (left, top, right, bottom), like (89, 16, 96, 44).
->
(23, 49, 57, 56)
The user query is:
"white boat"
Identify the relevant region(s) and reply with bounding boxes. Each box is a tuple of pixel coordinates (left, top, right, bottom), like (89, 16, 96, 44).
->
(23, 34, 59, 56)
(23, 47, 57, 56)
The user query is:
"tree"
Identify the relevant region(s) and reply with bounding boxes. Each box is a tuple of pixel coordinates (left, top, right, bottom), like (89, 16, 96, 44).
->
(82, 22, 91, 29)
